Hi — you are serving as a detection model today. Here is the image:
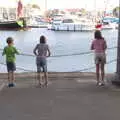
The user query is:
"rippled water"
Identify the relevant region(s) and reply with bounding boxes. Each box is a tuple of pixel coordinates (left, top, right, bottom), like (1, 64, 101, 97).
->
(0, 28, 118, 73)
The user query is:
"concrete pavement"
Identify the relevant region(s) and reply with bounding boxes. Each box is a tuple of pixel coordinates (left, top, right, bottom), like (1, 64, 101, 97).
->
(0, 73, 120, 120)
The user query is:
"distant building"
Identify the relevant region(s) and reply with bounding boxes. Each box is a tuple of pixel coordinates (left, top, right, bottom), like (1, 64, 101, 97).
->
(0, 5, 42, 21)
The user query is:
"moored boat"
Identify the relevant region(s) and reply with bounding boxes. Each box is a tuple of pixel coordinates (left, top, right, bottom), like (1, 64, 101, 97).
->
(0, 0, 28, 30)
(49, 16, 95, 32)
(102, 17, 118, 30)
(0, 18, 27, 30)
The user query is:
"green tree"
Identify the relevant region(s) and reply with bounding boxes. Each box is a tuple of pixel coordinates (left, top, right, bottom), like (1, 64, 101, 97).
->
(32, 4, 40, 9)
(80, 8, 87, 14)
(113, 6, 119, 17)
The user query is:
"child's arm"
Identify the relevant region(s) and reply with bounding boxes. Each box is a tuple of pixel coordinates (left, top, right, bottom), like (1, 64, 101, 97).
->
(104, 40, 107, 50)
(2, 47, 6, 56)
(47, 45, 51, 57)
(33, 44, 38, 56)
(14, 47, 20, 55)
(91, 41, 94, 50)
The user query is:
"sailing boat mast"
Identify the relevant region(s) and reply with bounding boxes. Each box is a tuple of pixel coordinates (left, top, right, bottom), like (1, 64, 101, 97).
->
(45, 0, 47, 12)
(16, 0, 23, 19)
(93, 0, 98, 23)
(44, 0, 48, 18)
(104, 0, 108, 17)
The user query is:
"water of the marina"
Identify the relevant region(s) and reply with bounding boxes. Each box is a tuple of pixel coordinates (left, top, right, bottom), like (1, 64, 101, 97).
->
(0, 28, 118, 73)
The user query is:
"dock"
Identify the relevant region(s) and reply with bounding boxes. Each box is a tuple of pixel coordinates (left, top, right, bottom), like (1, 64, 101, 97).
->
(0, 72, 120, 120)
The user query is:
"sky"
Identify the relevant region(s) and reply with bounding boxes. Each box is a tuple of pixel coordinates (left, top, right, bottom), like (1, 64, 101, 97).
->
(0, 0, 119, 11)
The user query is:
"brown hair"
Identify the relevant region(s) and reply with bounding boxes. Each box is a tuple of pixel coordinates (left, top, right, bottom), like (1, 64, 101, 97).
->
(6, 37, 14, 44)
(94, 30, 104, 39)
(40, 35, 46, 44)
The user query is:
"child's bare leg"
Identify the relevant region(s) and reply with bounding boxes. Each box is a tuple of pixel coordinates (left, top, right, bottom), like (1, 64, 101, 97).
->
(96, 64, 100, 84)
(101, 63, 105, 84)
(37, 72, 41, 85)
(11, 71, 15, 83)
(8, 71, 11, 84)
(44, 72, 48, 86)
(40, 72, 43, 83)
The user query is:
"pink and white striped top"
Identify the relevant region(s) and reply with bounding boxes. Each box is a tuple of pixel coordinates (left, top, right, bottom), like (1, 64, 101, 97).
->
(91, 39, 107, 53)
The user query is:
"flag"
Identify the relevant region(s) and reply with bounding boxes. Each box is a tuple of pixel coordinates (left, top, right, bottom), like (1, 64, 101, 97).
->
(17, 0, 23, 18)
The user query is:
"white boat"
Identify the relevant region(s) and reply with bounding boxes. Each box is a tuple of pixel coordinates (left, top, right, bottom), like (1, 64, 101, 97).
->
(52, 18, 62, 25)
(49, 17, 95, 31)
(27, 17, 50, 28)
(102, 17, 118, 30)
(102, 21, 118, 30)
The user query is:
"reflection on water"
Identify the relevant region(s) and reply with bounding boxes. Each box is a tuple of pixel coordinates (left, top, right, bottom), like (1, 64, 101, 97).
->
(0, 28, 118, 73)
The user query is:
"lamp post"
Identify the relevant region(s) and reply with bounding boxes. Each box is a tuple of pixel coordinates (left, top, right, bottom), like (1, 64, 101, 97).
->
(117, 1, 120, 74)
(112, 0, 120, 86)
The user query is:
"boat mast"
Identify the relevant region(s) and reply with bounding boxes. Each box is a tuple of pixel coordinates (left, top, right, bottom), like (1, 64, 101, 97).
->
(17, 0, 23, 19)
(15, 0, 18, 20)
(94, 0, 97, 23)
(104, 0, 108, 17)
(45, 0, 47, 12)
(44, 0, 47, 17)
(6, 8, 9, 20)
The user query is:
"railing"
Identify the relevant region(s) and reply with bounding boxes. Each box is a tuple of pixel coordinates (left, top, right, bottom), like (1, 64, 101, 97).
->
(0, 46, 117, 89)
(0, 46, 117, 72)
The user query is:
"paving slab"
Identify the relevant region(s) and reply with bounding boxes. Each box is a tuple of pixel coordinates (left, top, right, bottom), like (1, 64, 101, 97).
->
(0, 77, 120, 120)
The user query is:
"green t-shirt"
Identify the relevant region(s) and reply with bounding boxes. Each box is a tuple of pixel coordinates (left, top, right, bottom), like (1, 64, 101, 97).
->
(3, 45, 19, 63)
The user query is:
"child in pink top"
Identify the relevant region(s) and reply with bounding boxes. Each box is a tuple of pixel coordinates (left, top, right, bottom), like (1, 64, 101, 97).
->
(91, 30, 107, 86)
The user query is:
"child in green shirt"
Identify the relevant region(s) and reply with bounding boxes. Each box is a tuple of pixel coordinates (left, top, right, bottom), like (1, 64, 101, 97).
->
(2, 37, 19, 87)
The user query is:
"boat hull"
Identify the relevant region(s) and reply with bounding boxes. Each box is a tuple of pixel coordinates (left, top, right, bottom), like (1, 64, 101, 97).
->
(50, 24, 95, 31)
(0, 20, 28, 30)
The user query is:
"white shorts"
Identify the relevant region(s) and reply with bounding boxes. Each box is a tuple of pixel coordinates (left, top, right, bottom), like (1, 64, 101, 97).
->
(94, 53, 106, 64)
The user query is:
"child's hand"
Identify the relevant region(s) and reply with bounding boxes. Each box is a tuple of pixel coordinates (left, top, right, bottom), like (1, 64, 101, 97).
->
(2, 52, 4, 56)
(46, 54, 50, 57)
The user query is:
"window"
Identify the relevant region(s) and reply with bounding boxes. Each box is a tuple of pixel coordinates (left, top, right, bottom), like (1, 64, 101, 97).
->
(62, 19, 74, 23)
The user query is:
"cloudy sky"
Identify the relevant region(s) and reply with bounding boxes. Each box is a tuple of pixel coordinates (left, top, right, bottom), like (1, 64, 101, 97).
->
(0, 0, 119, 10)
